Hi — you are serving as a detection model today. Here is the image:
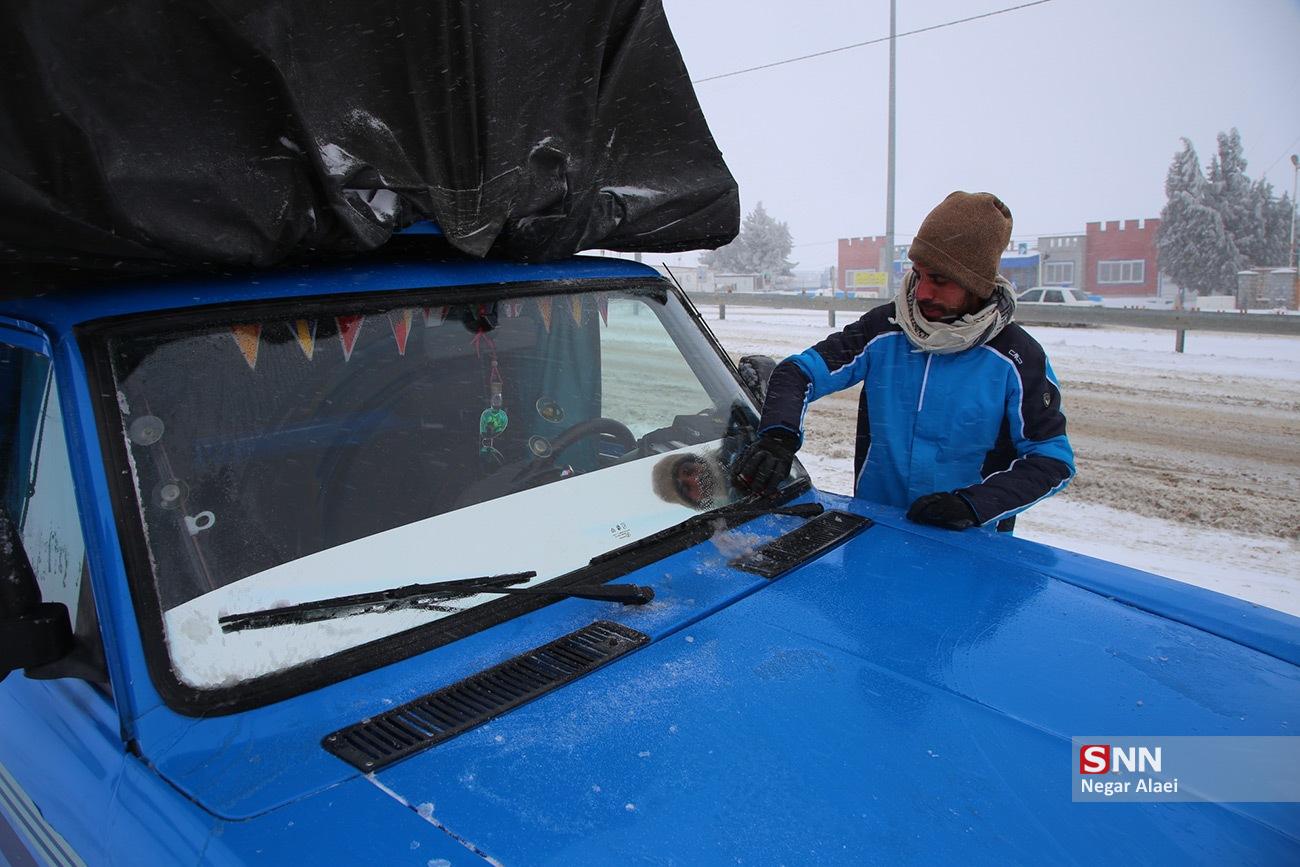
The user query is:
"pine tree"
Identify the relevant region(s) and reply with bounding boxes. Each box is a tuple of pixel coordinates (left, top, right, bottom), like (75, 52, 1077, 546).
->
(1253, 180, 1292, 268)
(1205, 129, 1259, 270)
(1158, 130, 1294, 295)
(700, 202, 796, 282)
(1157, 139, 1237, 295)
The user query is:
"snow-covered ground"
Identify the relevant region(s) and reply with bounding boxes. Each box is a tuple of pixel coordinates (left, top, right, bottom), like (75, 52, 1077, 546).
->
(702, 304, 1300, 618)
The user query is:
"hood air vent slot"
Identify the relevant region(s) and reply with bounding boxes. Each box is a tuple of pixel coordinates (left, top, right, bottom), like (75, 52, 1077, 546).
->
(731, 509, 872, 579)
(324, 620, 648, 771)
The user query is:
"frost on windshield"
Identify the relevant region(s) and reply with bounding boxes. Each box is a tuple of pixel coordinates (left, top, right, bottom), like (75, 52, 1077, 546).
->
(101, 283, 789, 689)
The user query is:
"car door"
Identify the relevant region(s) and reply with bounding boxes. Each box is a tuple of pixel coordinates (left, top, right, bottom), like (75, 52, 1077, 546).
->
(0, 319, 125, 866)
(1020, 289, 1042, 302)
(1043, 289, 1066, 304)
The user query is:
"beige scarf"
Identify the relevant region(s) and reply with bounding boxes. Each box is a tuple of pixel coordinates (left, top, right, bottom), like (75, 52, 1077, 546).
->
(891, 269, 1017, 354)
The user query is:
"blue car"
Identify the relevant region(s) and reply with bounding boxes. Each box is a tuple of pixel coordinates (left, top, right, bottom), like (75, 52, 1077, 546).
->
(2, 252, 1298, 865)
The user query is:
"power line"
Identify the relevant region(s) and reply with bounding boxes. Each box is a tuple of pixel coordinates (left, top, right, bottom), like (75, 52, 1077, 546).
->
(692, 0, 1055, 85)
(1262, 132, 1300, 179)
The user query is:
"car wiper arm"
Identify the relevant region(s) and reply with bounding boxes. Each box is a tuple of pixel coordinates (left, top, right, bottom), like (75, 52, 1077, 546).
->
(218, 572, 654, 633)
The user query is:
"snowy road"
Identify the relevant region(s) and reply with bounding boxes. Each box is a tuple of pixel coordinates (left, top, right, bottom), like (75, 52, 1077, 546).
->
(701, 304, 1300, 617)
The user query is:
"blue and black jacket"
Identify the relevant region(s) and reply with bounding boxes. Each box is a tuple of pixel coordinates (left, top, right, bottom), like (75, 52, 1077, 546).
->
(759, 304, 1075, 527)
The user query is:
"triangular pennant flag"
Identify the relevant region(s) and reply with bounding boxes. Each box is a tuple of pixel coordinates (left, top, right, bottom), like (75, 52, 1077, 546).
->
(503, 301, 525, 318)
(293, 319, 317, 360)
(230, 324, 261, 370)
(536, 297, 553, 332)
(336, 314, 365, 361)
(596, 294, 609, 326)
(422, 306, 449, 327)
(569, 296, 583, 324)
(389, 309, 414, 356)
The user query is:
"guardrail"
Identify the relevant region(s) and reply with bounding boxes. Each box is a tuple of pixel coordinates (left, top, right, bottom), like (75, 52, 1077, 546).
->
(686, 292, 1300, 338)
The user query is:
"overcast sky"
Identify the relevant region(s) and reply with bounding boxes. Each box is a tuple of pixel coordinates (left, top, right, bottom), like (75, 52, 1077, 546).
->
(656, 0, 1300, 270)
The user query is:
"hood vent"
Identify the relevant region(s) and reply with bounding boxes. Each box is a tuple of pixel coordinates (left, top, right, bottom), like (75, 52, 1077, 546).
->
(731, 509, 873, 579)
(324, 620, 648, 771)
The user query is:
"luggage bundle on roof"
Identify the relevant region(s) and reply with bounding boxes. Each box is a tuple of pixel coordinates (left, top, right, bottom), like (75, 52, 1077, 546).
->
(0, 0, 738, 279)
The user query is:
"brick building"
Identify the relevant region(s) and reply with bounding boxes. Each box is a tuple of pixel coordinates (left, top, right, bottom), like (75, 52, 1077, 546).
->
(1083, 219, 1160, 297)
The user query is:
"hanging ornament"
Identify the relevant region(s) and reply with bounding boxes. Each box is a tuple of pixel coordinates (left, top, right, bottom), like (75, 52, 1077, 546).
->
(230, 324, 262, 370)
(389, 308, 414, 356)
(479, 362, 509, 438)
(478, 355, 508, 468)
(336, 314, 365, 361)
(293, 319, 317, 359)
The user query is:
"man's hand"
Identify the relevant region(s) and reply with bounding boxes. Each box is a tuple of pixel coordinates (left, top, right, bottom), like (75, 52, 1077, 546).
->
(731, 430, 799, 497)
(738, 355, 777, 403)
(906, 492, 978, 530)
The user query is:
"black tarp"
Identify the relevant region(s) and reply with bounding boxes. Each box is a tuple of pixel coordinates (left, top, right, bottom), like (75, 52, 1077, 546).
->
(0, 0, 738, 276)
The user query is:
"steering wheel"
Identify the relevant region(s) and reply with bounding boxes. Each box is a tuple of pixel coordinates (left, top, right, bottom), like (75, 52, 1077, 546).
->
(544, 417, 638, 462)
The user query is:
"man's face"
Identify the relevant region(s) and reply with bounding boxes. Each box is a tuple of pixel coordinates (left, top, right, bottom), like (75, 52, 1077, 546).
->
(912, 264, 980, 322)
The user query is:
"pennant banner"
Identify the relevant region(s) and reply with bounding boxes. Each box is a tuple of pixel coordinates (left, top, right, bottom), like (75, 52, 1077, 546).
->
(596, 294, 609, 326)
(293, 319, 317, 360)
(336, 314, 365, 361)
(422, 306, 448, 327)
(389, 309, 414, 356)
(536, 297, 553, 333)
(569, 296, 583, 324)
(230, 324, 261, 370)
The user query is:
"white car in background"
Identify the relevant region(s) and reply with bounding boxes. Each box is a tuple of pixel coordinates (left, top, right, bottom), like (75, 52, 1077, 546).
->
(1017, 286, 1104, 306)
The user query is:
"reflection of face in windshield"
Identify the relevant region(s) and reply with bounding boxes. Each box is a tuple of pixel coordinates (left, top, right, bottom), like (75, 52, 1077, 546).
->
(651, 451, 732, 511)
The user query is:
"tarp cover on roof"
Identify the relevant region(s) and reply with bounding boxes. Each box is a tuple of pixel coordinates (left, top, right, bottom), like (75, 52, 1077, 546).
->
(0, 0, 738, 275)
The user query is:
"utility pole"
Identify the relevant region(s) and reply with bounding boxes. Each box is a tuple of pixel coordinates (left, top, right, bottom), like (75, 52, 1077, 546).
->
(883, 0, 897, 298)
(1290, 155, 1298, 270)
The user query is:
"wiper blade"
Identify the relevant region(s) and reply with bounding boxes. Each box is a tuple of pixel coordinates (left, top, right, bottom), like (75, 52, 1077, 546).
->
(218, 572, 654, 633)
(589, 494, 824, 568)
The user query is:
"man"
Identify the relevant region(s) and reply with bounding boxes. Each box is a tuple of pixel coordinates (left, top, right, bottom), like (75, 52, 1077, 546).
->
(733, 191, 1074, 531)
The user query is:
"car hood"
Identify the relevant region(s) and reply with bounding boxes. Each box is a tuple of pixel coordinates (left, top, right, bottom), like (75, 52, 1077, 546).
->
(365, 508, 1300, 864)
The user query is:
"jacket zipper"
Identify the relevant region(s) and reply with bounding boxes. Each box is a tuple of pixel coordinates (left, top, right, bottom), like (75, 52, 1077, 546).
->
(917, 354, 933, 412)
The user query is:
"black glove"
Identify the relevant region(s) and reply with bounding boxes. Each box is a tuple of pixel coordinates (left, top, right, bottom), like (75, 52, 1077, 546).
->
(738, 355, 777, 403)
(906, 492, 979, 530)
(731, 430, 799, 497)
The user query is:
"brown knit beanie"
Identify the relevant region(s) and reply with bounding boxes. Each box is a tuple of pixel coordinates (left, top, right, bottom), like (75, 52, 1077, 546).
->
(907, 191, 1013, 299)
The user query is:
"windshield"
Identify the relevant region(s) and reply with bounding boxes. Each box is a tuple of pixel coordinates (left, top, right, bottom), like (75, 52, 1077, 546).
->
(98, 280, 803, 691)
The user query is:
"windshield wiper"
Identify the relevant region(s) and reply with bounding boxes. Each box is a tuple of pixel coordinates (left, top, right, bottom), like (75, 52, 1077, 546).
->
(589, 490, 824, 568)
(218, 571, 653, 633)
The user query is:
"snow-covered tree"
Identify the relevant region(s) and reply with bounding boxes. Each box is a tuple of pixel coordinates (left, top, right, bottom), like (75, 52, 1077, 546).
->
(700, 202, 795, 281)
(1255, 181, 1294, 268)
(1205, 129, 1258, 270)
(1157, 138, 1237, 295)
(1158, 130, 1294, 294)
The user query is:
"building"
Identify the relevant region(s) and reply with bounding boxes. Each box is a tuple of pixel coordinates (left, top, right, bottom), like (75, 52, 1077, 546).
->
(838, 217, 1166, 299)
(1237, 268, 1298, 310)
(1035, 234, 1087, 288)
(653, 264, 715, 294)
(1083, 219, 1160, 297)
